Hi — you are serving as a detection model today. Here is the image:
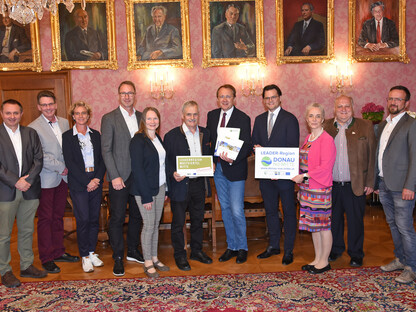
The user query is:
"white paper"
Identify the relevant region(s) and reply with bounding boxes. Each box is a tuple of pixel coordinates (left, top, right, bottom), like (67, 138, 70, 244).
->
(216, 137, 244, 160)
(214, 127, 240, 156)
(255, 147, 299, 180)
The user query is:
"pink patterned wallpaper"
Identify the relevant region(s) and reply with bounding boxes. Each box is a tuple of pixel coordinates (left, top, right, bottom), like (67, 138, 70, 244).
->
(38, 0, 416, 140)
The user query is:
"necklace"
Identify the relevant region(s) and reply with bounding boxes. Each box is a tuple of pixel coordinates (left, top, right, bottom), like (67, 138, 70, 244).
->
(308, 127, 324, 142)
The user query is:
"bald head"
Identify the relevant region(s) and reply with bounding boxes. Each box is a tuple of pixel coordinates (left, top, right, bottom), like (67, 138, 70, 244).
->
(334, 95, 354, 125)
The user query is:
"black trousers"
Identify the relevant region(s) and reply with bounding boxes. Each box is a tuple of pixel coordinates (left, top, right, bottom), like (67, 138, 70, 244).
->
(108, 175, 143, 259)
(331, 182, 366, 259)
(171, 178, 205, 259)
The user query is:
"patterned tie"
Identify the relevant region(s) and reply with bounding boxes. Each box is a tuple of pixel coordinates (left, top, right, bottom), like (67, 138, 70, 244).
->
(268, 112, 274, 139)
(2, 27, 10, 47)
(220, 112, 227, 127)
(376, 21, 381, 43)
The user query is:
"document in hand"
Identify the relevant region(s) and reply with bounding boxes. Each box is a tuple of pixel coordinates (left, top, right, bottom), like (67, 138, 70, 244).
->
(214, 127, 241, 159)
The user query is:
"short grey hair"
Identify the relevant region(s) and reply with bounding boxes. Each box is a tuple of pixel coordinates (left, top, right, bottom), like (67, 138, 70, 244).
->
(182, 100, 199, 115)
(151, 5, 167, 17)
(305, 102, 325, 120)
(370, 1, 385, 12)
(302, 2, 314, 11)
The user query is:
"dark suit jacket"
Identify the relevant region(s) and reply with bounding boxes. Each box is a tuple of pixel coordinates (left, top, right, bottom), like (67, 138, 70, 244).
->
(285, 18, 325, 56)
(64, 26, 106, 61)
(101, 107, 142, 182)
(206, 107, 252, 181)
(130, 133, 165, 204)
(324, 118, 376, 196)
(137, 22, 182, 60)
(62, 128, 106, 192)
(0, 124, 42, 201)
(211, 22, 255, 58)
(358, 17, 399, 48)
(252, 108, 299, 189)
(164, 125, 211, 202)
(374, 113, 416, 192)
(0, 24, 31, 62)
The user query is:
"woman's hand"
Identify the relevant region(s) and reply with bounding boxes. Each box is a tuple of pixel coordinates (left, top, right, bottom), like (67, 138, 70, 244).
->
(291, 174, 304, 184)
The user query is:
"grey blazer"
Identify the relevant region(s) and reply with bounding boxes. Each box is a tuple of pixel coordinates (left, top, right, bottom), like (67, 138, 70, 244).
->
(0, 124, 43, 201)
(101, 107, 142, 182)
(375, 113, 416, 192)
(28, 115, 69, 188)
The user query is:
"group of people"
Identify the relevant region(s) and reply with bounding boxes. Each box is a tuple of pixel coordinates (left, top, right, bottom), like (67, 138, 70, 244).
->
(0, 81, 415, 288)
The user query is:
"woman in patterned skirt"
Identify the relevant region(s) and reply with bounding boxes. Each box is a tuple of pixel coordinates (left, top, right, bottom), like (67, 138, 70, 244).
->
(292, 103, 336, 274)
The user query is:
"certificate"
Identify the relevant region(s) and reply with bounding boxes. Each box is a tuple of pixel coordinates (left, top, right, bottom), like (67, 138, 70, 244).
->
(176, 156, 214, 177)
(255, 147, 299, 180)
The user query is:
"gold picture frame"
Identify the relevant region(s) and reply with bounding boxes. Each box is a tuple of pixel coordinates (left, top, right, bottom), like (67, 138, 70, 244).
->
(349, 0, 408, 63)
(276, 0, 334, 64)
(0, 15, 42, 72)
(125, 0, 193, 70)
(50, 0, 117, 71)
(202, 0, 266, 68)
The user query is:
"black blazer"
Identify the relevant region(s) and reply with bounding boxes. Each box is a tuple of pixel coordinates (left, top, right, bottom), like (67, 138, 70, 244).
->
(206, 107, 252, 181)
(130, 132, 165, 204)
(285, 18, 325, 56)
(164, 125, 211, 202)
(62, 128, 106, 192)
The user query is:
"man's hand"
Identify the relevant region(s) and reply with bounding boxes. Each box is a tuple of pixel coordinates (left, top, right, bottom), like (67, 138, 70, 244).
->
(219, 151, 233, 164)
(111, 177, 125, 190)
(366, 43, 380, 52)
(173, 172, 186, 182)
(234, 39, 247, 51)
(90, 52, 102, 60)
(364, 186, 373, 196)
(402, 188, 415, 201)
(8, 49, 18, 61)
(150, 50, 163, 59)
(253, 144, 262, 152)
(302, 45, 312, 55)
(15, 175, 31, 192)
(61, 168, 68, 176)
(284, 46, 293, 56)
(87, 178, 100, 192)
(143, 202, 153, 210)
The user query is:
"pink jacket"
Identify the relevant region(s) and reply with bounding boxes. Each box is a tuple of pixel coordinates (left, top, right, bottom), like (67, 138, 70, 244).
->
(301, 130, 336, 189)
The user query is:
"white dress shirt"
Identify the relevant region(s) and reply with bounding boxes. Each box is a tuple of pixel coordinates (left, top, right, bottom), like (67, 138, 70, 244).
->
(4, 123, 22, 176)
(182, 123, 202, 156)
(73, 126, 94, 169)
(120, 106, 139, 138)
(43, 114, 63, 147)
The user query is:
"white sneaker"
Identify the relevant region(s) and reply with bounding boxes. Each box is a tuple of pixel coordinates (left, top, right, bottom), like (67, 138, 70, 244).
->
(82, 257, 94, 273)
(380, 258, 405, 272)
(89, 253, 104, 267)
(395, 266, 416, 284)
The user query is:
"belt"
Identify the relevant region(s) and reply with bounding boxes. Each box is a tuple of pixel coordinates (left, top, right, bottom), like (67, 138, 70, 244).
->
(85, 167, 94, 172)
(333, 181, 351, 186)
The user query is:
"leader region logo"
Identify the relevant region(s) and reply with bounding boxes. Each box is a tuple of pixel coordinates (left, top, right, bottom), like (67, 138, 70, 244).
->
(261, 156, 272, 166)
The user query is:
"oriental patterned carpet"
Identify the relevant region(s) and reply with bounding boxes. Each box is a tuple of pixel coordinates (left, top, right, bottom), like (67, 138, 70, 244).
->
(1, 267, 415, 312)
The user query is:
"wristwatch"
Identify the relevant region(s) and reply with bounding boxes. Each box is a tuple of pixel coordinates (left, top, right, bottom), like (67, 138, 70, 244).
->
(302, 173, 309, 182)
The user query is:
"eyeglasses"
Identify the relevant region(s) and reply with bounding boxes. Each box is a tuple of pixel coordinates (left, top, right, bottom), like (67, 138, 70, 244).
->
(264, 96, 279, 102)
(119, 92, 136, 97)
(38, 103, 55, 108)
(387, 97, 405, 103)
(218, 95, 234, 100)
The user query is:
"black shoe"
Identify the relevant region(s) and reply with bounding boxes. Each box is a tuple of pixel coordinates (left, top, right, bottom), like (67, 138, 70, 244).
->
(42, 261, 61, 273)
(113, 258, 125, 276)
(218, 249, 238, 262)
(350, 257, 363, 267)
(282, 252, 294, 265)
(126, 250, 144, 264)
(308, 264, 331, 274)
(236, 250, 247, 264)
(54, 252, 80, 263)
(328, 252, 341, 262)
(190, 251, 213, 264)
(257, 246, 280, 259)
(175, 256, 191, 271)
(301, 264, 314, 271)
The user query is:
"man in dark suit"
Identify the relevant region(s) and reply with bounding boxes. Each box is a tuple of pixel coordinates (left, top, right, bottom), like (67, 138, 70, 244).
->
(0, 99, 46, 288)
(206, 84, 252, 264)
(0, 12, 31, 63)
(284, 3, 325, 56)
(252, 85, 299, 265)
(136, 5, 182, 60)
(324, 95, 376, 267)
(375, 85, 416, 284)
(211, 4, 255, 58)
(164, 101, 213, 271)
(65, 9, 106, 61)
(358, 1, 399, 52)
(101, 81, 143, 276)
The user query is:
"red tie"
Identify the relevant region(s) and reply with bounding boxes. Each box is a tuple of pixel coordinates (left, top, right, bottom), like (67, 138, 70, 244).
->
(220, 112, 226, 127)
(376, 21, 381, 43)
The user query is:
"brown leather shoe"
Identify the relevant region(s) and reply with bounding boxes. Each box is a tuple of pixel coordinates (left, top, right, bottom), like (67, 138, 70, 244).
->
(1, 271, 21, 288)
(20, 265, 47, 278)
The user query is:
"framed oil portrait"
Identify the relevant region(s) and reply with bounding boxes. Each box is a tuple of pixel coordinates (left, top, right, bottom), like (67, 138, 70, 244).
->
(276, 0, 334, 64)
(349, 0, 408, 63)
(0, 12, 41, 72)
(125, 0, 192, 70)
(50, 0, 117, 71)
(202, 0, 266, 68)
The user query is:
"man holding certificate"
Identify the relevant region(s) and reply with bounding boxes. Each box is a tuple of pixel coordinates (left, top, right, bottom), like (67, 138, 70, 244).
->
(164, 101, 213, 271)
(252, 84, 300, 265)
(206, 84, 252, 264)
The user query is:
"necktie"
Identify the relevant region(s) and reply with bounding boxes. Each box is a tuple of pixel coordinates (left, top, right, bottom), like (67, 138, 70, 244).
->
(2, 27, 10, 47)
(83, 29, 87, 41)
(268, 113, 274, 139)
(302, 22, 308, 36)
(220, 112, 227, 127)
(48, 121, 53, 128)
(376, 21, 381, 43)
(156, 27, 160, 37)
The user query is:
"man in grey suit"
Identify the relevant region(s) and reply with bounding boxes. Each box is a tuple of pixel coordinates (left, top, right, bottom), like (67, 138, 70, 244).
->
(28, 91, 79, 275)
(375, 85, 416, 284)
(101, 81, 143, 276)
(0, 99, 46, 288)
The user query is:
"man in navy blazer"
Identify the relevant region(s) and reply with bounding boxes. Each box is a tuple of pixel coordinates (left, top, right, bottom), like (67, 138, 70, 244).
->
(284, 3, 325, 56)
(0, 99, 46, 288)
(0, 12, 31, 63)
(206, 84, 252, 264)
(164, 101, 213, 271)
(252, 85, 299, 265)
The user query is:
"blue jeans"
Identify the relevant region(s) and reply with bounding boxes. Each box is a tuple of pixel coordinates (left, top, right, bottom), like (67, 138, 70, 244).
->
(214, 163, 247, 251)
(379, 179, 416, 272)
